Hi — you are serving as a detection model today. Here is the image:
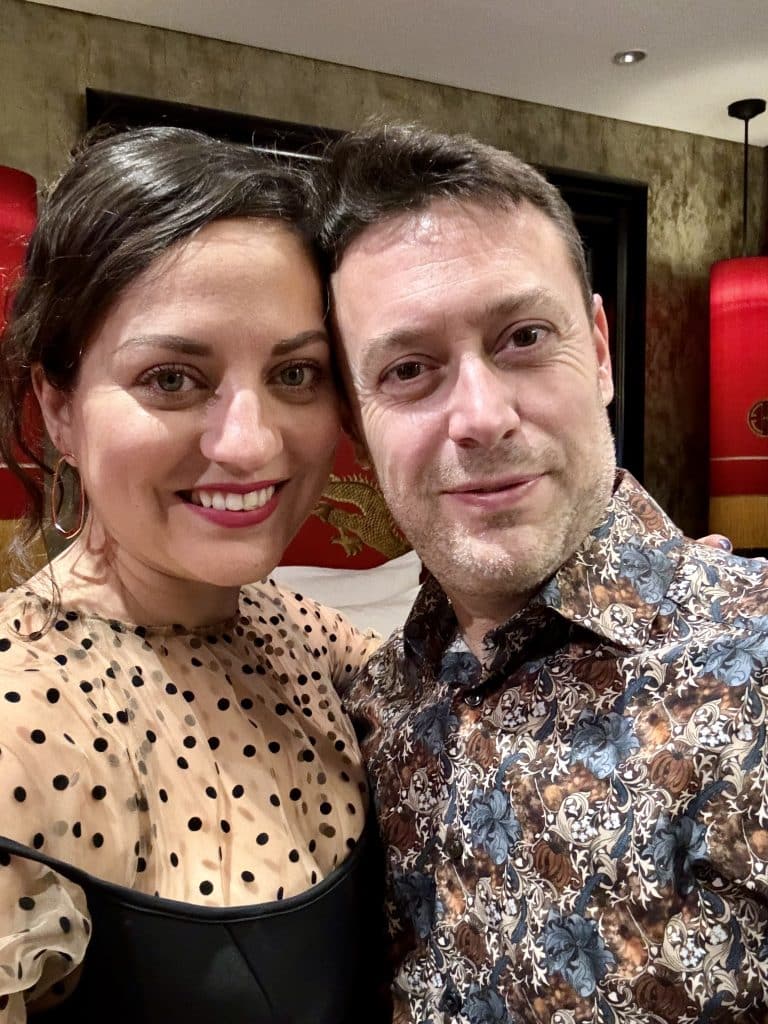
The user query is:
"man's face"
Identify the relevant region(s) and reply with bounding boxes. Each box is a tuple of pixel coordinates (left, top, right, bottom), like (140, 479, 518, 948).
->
(331, 199, 616, 622)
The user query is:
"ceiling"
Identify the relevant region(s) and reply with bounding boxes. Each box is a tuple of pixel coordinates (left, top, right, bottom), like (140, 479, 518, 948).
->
(31, 0, 768, 147)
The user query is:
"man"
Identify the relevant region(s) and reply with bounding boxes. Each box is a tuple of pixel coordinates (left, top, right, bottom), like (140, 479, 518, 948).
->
(319, 123, 768, 1023)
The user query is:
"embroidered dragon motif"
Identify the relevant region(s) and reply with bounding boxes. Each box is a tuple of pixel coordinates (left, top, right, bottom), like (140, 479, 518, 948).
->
(312, 473, 411, 560)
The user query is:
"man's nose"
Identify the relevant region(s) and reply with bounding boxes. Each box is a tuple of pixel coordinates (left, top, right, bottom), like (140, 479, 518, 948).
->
(446, 355, 520, 449)
(201, 388, 283, 469)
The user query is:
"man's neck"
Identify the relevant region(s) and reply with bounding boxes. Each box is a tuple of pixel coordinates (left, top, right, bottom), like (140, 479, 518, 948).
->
(439, 473, 620, 658)
(448, 590, 532, 658)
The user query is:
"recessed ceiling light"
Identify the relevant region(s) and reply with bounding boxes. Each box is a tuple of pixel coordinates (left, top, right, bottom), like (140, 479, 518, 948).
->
(613, 49, 647, 65)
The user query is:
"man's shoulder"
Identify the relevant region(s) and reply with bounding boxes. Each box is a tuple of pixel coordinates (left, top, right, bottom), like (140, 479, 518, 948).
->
(345, 626, 413, 709)
(667, 537, 768, 631)
(356, 626, 407, 676)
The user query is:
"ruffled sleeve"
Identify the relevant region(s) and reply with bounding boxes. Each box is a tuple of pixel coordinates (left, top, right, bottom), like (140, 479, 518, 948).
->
(0, 609, 141, 1018)
(0, 854, 89, 1022)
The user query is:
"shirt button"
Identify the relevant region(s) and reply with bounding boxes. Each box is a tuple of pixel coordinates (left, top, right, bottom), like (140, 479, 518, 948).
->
(444, 834, 463, 859)
(464, 689, 483, 708)
(441, 990, 462, 1015)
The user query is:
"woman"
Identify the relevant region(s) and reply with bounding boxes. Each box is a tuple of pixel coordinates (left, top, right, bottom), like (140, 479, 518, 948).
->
(0, 128, 387, 1023)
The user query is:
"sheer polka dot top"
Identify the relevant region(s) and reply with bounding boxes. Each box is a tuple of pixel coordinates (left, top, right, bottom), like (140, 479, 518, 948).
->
(0, 577, 379, 1018)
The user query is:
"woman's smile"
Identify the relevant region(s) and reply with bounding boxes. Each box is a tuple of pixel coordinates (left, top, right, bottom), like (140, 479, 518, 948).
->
(180, 481, 283, 528)
(183, 482, 279, 511)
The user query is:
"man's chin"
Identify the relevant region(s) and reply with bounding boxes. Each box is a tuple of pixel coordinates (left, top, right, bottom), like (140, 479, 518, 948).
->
(427, 527, 557, 597)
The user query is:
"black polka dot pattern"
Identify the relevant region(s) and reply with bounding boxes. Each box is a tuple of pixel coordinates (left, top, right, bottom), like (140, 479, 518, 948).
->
(0, 579, 377, 1009)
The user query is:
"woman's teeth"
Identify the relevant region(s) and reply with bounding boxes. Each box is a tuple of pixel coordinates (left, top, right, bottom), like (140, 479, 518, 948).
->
(190, 486, 276, 511)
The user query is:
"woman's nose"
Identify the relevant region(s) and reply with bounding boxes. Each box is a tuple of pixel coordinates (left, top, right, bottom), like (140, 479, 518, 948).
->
(200, 388, 283, 470)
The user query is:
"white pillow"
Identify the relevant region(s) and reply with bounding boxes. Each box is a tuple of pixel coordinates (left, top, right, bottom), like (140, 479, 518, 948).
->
(270, 550, 421, 636)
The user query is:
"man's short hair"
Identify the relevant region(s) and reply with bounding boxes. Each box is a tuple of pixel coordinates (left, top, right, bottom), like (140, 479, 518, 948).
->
(319, 121, 593, 319)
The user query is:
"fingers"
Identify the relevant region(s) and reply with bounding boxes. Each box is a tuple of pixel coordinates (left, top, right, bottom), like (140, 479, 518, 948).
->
(696, 534, 733, 552)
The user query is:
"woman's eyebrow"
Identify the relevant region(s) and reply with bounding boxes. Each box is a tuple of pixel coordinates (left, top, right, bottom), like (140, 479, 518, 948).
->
(117, 335, 213, 356)
(116, 329, 330, 358)
(272, 330, 330, 355)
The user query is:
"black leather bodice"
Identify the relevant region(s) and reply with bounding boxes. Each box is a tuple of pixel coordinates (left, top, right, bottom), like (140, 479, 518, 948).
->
(1, 816, 390, 1023)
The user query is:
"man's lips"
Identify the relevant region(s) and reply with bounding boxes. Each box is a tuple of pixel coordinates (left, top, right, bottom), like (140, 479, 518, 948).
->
(444, 473, 543, 495)
(442, 473, 545, 511)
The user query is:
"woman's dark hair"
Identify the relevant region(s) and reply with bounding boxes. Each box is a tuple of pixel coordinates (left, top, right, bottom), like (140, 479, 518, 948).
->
(0, 125, 320, 577)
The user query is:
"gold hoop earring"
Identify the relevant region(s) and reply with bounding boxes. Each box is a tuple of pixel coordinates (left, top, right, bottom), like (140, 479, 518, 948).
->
(51, 455, 85, 539)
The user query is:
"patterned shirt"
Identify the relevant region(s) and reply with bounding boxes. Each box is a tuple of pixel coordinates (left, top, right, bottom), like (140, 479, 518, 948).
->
(345, 472, 768, 1023)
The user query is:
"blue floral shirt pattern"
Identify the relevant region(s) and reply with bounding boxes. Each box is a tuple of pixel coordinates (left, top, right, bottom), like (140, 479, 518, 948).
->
(345, 473, 768, 1023)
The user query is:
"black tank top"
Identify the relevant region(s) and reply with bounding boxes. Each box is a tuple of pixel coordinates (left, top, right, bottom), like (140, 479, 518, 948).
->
(0, 815, 391, 1023)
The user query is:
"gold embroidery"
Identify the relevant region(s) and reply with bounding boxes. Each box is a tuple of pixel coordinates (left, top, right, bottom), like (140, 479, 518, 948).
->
(313, 474, 410, 559)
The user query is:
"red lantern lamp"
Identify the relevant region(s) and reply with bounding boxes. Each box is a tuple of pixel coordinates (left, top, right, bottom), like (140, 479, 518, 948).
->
(0, 165, 38, 521)
(709, 100, 768, 551)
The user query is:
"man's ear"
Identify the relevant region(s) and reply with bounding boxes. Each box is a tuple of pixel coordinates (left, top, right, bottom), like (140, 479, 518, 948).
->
(592, 294, 614, 406)
(31, 365, 73, 456)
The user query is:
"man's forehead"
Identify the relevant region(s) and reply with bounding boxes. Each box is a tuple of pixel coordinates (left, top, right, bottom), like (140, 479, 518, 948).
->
(335, 197, 555, 271)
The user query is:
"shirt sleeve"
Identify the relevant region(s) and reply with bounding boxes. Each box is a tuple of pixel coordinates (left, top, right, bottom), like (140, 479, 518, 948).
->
(258, 579, 382, 695)
(328, 610, 381, 694)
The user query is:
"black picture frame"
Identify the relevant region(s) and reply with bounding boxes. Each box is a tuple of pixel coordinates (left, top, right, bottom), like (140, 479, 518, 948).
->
(85, 89, 647, 479)
(546, 169, 647, 479)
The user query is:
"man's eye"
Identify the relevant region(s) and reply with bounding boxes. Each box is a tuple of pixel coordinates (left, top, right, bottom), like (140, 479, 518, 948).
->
(510, 325, 546, 348)
(389, 361, 424, 382)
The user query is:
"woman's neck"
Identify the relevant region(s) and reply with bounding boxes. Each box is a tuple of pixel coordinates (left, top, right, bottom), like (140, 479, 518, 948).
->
(49, 532, 242, 629)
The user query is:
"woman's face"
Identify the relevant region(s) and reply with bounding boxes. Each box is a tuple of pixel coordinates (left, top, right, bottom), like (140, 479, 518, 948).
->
(39, 218, 340, 590)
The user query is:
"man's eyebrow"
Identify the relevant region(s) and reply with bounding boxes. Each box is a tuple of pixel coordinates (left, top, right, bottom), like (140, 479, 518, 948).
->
(116, 329, 329, 357)
(474, 287, 573, 326)
(356, 328, 428, 381)
(355, 287, 573, 379)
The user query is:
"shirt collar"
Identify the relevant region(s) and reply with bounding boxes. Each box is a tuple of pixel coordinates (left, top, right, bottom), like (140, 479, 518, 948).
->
(402, 471, 685, 675)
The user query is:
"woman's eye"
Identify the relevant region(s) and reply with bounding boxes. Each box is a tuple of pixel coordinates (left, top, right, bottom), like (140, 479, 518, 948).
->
(277, 363, 319, 388)
(155, 369, 187, 392)
(137, 364, 202, 398)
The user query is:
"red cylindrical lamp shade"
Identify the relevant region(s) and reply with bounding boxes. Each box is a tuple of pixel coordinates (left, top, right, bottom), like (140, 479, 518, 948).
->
(0, 165, 38, 519)
(709, 256, 768, 547)
(0, 165, 36, 319)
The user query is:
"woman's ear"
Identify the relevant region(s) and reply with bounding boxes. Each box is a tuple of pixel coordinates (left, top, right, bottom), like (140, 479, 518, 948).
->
(31, 365, 73, 457)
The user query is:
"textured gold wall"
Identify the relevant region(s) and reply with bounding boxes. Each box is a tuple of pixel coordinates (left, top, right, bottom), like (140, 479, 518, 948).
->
(2, 0, 766, 534)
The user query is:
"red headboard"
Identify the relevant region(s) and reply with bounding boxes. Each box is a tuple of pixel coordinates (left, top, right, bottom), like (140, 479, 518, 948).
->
(280, 434, 410, 569)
